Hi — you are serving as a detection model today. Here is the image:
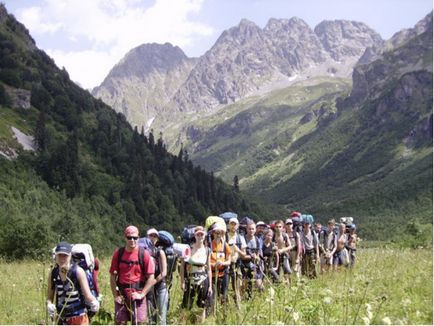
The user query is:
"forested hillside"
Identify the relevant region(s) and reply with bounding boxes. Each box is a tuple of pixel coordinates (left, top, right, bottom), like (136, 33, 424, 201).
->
(0, 5, 267, 259)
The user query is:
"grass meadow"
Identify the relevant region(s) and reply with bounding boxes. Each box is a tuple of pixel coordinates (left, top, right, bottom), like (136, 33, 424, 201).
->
(0, 247, 432, 325)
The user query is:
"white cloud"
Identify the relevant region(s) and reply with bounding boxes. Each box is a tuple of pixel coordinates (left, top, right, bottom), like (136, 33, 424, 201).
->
(18, 6, 61, 34)
(46, 49, 115, 90)
(16, 0, 214, 89)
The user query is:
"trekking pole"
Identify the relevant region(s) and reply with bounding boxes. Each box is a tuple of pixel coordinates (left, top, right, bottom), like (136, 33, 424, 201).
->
(134, 300, 138, 325)
(214, 264, 218, 316)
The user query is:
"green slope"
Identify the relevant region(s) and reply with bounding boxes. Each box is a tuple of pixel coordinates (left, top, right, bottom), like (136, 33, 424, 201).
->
(0, 5, 267, 259)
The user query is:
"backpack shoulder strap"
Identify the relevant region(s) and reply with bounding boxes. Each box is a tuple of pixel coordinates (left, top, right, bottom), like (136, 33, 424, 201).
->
(138, 246, 145, 272)
(117, 247, 125, 274)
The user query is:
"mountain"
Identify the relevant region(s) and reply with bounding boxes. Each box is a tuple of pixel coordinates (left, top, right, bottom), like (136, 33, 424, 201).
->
(181, 12, 433, 240)
(93, 17, 382, 131)
(92, 43, 197, 130)
(0, 4, 266, 259)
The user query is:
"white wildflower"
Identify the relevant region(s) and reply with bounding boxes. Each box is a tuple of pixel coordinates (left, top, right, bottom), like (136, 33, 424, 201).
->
(382, 317, 392, 325)
(323, 296, 332, 305)
(268, 286, 275, 299)
(402, 298, 411, 306)
(362, 316, 370, 325)
(293, 311, 300, 322)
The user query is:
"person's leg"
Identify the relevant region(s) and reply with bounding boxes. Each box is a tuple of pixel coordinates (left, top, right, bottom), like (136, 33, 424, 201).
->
(114, 301, 129, 325)
(156, 286, 169, 325)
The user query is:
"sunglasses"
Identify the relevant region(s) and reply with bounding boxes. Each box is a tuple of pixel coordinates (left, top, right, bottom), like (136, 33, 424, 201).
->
(126, 236, 139, 240)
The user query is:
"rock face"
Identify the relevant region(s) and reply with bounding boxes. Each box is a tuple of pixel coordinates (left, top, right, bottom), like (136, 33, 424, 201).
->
(92, 43, 196, 129)
(350, 12, 433, 106)
(93, 17, 383, 130)
(5, 85, 31, 109)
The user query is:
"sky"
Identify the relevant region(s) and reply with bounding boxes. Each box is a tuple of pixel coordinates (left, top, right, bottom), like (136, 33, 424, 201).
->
(2, 0, 432, 90)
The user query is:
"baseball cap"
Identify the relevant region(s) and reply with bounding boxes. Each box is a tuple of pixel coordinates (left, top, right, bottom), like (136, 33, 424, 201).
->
(256, 221, 267, 227)
(55, 241, 72, 255)
(229, 217, 239, 224)
(147, 228, 159, 236)
(285, 218, 293, 225)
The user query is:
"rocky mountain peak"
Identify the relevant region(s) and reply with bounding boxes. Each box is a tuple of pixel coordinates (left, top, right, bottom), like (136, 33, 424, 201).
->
(105, 42, 188, 80)
(314, 20, 383, 61)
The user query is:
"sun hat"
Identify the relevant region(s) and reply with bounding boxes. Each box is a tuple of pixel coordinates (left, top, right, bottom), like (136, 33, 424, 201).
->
(55, 241, 72, 255)
(124, 225, 139, 237)
(147, 228, 159, 236)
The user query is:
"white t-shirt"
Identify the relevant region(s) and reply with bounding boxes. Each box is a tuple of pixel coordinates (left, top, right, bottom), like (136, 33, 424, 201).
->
(227, 232, 247, 263)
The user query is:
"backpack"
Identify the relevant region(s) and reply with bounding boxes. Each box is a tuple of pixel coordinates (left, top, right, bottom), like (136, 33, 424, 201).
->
(181, 225, 197, 245)
(71, 244, 100, 301)
(138, 237, 162, 278)
(157, 230, 178, 287)
(219, 212, 238, 224)
(239, 216, 253, 236)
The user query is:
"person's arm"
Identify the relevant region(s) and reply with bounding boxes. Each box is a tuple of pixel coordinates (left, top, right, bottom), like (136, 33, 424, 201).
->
(109, 250, 123, 304)
(273, 251, 279, 270)
(46, 269, 56, 317)
(180, 260, 185, 291)
(236, 239, 247, 259)
(222, 243, 231, 267)
(47, 270, 54, 303)
(156, 250, 167, 282)
(207, 249, 213, 295)
(278, 235, 292, 255)
(76, 267, 99, 312)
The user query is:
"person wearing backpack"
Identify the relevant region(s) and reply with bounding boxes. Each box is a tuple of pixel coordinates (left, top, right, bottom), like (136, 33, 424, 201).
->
(285, 218, 302, 282)
(273, 220, 292, 284)
(47, 241, 100, 325)
(261, 229, 280, 283)
(347, 224, 358, 268)
(180, 226, 213, 323)
(333, 223, 349, 271)
(109, 225, 156, 325)
(209, 223, 231, 308)
(319, 219, 337, 273)
(300, 221, 320, 279)
(226, 217, 246, 309)
(146, 228, 168, 325)
(241, 222, 264, 299)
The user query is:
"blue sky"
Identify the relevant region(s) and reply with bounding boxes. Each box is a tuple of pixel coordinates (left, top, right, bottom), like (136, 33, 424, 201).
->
(2, 0, 432, 90)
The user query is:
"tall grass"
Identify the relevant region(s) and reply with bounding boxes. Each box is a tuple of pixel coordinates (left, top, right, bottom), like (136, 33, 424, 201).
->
(0, 248, 431, 324)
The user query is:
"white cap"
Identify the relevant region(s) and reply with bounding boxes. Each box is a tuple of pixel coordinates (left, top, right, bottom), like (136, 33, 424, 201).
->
(229, 217, 239, 224)
(256, 221, 267, 227)
(147, 228, 159, 236)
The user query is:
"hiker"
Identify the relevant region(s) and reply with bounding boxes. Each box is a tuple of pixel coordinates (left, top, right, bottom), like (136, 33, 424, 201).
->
(209, 223, 231, 307)
(319, 219, 337, 273)
(109, 225, 156, 325)
(285, 218, 302, 281)
(300, 220, 320, 278)
(261, 229, 279, 283)
(226, 217, 247, 309)
(147, 228, 169, 325)
(47, 241, 100, 325)
(273, 220, 292, 283)
(241, 221, 264, 299)
(347, 224, 358, 267)
(255, 221, 267, 241)
(180, 226, 213, 323)
(333, 223, 349, 271)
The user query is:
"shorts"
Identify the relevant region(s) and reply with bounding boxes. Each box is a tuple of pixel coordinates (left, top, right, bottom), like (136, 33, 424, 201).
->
(59, 314, 89, 325)
(115, 299, 147, 324)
